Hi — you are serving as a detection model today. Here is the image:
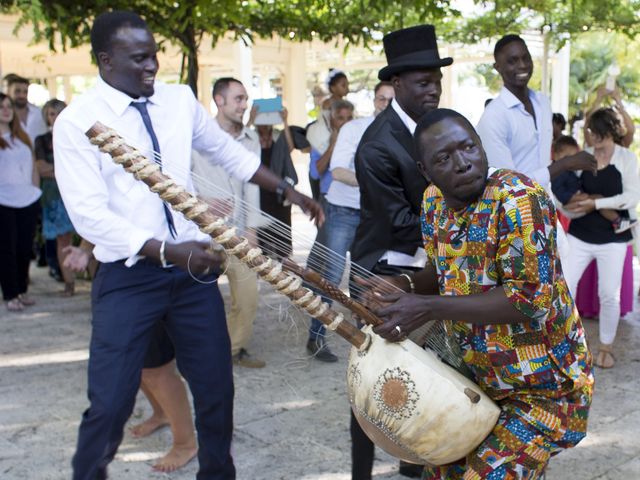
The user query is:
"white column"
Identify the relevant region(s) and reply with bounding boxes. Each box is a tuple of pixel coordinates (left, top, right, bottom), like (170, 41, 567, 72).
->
(63, 76, 72, 103)
(233, 40, 254, 123)
(440, 46, 453, 108)
(46, 76, 57, 99)
(284, 42, 308, 127)
(551, 42, 571, 118)
(199, 66, 214, 113)
(233, 40, 254, 93)
(541, 32, 551, 97)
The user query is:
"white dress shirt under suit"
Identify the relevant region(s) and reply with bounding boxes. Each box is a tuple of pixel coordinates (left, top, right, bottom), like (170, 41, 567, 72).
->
(379, 99, 426, 269)
(54, 76, 260, 265)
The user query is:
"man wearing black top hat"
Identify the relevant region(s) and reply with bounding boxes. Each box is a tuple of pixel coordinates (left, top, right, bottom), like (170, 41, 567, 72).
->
(350, 25, 453, 479)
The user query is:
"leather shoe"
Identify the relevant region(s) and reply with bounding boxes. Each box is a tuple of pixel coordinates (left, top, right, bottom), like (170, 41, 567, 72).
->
(306, 339, 338, 363)
(398, 461, 423, 478)
(232, 348, 266, 368)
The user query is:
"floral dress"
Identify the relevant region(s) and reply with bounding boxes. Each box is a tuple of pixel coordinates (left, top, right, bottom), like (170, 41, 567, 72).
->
(420, 170, 593, 480)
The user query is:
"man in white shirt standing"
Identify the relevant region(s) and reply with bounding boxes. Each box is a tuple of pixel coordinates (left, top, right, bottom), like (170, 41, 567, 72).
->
(305, 81, 394, 362)
(192, 77, 265, 369)
(476, 34, 596, 287)
(476, 34, 595, 193)
(4, 74, 48, 144)
(53, 11, 322, 480)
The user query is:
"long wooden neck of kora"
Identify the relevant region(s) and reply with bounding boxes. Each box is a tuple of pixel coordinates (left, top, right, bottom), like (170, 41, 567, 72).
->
(85, 121, 369, 350)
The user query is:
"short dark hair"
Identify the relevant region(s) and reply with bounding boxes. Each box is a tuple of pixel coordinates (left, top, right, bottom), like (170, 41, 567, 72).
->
(553, 135, 578, 153)
(90, 11, 148, 57)
(374, 81, 393, 95)
(552, 112, 567, 129)
(4, 73, 29, 87)
(212, 77, 243, 98)
(494, 34, 526, 59)
(587, 107, 624, 145)
(327, 69, 347, 90)
(414, 108, 478, 160)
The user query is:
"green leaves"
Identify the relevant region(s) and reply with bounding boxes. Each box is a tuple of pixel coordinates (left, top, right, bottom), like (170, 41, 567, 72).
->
(5, 0, 640, 101)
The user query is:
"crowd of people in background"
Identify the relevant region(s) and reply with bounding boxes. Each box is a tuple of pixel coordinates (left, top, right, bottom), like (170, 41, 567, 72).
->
(0, 12, 637, 480)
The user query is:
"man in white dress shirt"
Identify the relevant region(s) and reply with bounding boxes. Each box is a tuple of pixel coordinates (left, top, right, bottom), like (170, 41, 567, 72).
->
(53, 11, 321, 480)
(476, 34, 596, 286)
(4, 74, 48, 145)
(476, 34, 595, 191)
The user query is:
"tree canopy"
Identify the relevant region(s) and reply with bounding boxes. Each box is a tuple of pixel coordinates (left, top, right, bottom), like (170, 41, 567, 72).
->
(451, 0, 640, 46)
(3, 0, 640, 96)
(3, 0, 459, 95)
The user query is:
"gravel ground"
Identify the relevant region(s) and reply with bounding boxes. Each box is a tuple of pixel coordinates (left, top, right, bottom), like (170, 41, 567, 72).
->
(1, 247, 639, 480)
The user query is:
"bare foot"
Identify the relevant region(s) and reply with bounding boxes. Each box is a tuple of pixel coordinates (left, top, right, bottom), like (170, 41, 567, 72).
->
(152, 442, 198, 473)
(61, 283, 75, 297)
(130, 414, 169, 438)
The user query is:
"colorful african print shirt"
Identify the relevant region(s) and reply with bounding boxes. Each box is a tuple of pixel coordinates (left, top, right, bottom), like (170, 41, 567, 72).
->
(421, 169, 593, 403)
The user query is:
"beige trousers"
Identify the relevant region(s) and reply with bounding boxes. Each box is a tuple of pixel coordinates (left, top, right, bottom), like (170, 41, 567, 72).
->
(224, 255, 258, 355)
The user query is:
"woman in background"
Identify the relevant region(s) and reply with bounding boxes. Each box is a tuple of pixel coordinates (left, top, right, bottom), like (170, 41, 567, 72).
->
(564, 107, 640, 369)
(35, 99, 76, 296)
(0, 92, 41, 311)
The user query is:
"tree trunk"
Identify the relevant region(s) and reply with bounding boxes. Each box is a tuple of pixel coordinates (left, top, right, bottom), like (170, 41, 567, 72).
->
(180, 25, 200, 97)
(186, 46, 199, 97)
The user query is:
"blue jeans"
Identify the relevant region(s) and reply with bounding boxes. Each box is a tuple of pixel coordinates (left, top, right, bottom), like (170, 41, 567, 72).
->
(309, 202, 361, 341)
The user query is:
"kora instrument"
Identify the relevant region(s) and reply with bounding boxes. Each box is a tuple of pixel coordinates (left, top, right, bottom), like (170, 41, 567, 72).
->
(86, 122, 500, 466)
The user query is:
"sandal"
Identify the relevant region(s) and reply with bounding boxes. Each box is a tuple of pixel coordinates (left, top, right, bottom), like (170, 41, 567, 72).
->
(17, 294, 35, 306)
(595, 344, 616, 369)
(6, 298, 24, 312)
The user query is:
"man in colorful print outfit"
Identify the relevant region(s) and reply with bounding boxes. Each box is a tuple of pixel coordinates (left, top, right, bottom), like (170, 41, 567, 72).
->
(371, 108, 593, 480)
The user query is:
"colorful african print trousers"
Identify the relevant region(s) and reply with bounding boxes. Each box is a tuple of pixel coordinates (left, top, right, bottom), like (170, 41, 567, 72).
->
(422, 389, 591, 480)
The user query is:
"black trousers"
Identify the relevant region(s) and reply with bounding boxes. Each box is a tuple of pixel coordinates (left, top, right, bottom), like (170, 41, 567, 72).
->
(350, 260, 423, 480)
(72, 261, 235, 480)
(0, 202, 39, 301)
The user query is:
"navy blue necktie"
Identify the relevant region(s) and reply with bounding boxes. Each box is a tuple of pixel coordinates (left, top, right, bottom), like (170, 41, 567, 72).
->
(130, 101, 177, 238)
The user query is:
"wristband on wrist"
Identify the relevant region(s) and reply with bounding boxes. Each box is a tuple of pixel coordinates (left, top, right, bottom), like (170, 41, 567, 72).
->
(399, 273, 415, 293)
(276, 178, 293, 198)
(159, 241, 168, 268)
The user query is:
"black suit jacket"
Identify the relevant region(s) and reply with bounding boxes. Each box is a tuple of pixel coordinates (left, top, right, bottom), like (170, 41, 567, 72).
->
(351, 106, 428, 271)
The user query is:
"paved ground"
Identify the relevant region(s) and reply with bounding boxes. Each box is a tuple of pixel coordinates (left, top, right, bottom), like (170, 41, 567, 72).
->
(1, 240, 640, 479)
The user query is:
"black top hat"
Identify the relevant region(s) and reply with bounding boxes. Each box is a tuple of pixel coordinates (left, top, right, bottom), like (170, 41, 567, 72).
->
(378, 25, 453, 81)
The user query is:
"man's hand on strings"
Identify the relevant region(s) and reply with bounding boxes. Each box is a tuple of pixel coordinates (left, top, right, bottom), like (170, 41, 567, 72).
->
(352, 274, 405, 313)
(166, 241, 226, 275)
(373, 293, 436, 342)
(285, 189, 325, 226)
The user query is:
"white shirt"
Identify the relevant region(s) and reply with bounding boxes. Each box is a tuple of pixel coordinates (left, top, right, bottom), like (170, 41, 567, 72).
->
(325, 116, 374, 210)
(22, 103, 48, 146)
(306, 110, 332, 154)
(476, 86, 553, 188)
(54, 76, 260, 265)
(192, 121, 266, 232)
(0, 134, 41, 208)
(381, 99, 426, 268)
(391, 98, 417, 135)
